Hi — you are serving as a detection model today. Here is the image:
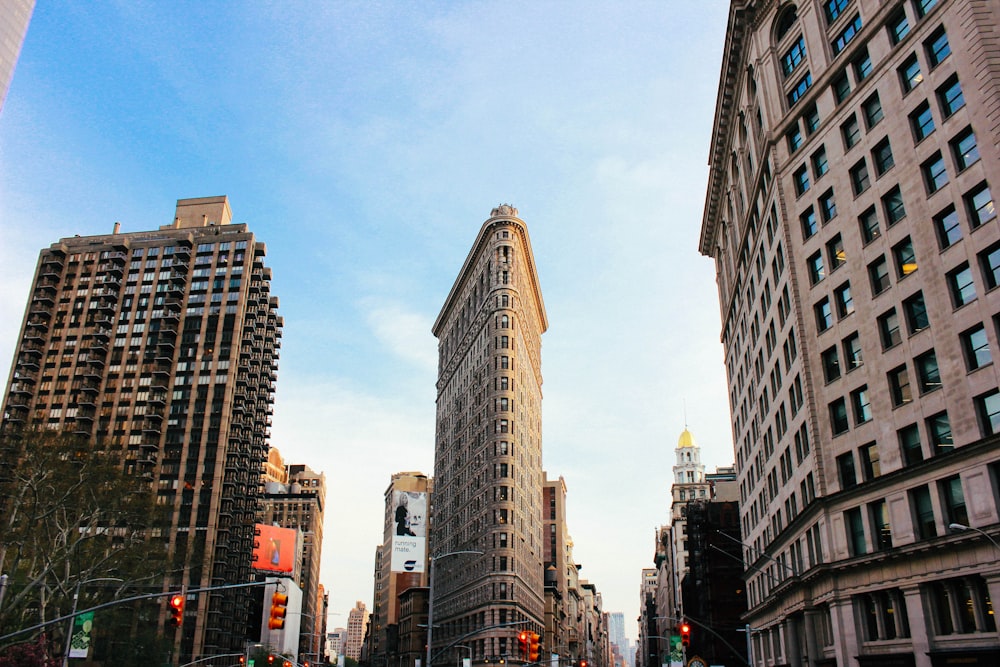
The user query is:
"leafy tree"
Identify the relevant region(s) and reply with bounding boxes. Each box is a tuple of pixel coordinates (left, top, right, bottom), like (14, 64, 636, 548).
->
(0, 428, 170, 663)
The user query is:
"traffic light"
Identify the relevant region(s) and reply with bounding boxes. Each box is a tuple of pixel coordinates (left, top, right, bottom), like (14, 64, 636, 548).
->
(578, 660, 588, 667)
(518, 631, 529, 658)
(680, 622, 691, 647)
(528, 632, 540, 662)
(268, 591, 288, 630)
(168, 592, 185, 627)
(267, 656, 275, 664)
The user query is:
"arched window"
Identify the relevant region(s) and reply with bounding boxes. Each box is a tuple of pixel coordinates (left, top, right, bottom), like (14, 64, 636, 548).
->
(775, 5, 798, 42)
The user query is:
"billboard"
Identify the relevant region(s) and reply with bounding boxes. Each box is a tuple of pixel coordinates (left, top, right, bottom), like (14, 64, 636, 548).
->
(253, 524, 297, 573)
(390, 490, 427, 573)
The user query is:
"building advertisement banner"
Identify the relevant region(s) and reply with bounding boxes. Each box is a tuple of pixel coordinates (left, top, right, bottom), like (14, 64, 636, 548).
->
(252, 524, 297, 573)
(390, 491, 427, 572)
(68, 611, 94, 658)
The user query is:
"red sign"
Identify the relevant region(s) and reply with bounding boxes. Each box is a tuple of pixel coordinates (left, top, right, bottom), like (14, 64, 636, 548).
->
(252, 524, 296, 573)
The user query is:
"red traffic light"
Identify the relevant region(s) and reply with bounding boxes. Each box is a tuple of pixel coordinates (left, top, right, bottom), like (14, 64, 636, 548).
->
(680, 622, 691, 647)
(528, 632, 540, 662)
(518, 631, 529, 658)
(168, 593, 185, 627)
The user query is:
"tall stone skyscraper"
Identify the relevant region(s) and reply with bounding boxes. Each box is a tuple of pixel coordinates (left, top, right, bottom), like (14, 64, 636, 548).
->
(431, 205, 548, 664)
(701, 1, 1000, 665)
(1, 196, 282, 662)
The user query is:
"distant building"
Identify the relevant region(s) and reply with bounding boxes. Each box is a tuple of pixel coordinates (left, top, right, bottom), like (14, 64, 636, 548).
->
(0, 0, 33, 114)
(701, 1, 1000, 665)
(345, 601, 369, 661)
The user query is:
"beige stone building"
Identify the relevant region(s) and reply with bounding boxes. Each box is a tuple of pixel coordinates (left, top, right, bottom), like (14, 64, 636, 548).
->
(701, 1, 1000, 665)
(430, 205, 548, 665)
(0, 0, 33, 114)
(1, 196, 282, 662)
(346, 600, 370, 661)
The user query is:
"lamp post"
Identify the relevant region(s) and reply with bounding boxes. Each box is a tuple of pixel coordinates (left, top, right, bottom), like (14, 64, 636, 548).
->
(426, 551, 483, 667)
(949, 522, 1000, 552)
(454, 644, 472, 667)
(62, 577, 124, 667)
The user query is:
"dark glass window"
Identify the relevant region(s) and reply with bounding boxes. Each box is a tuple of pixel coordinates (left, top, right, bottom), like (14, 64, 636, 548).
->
(808, 251, 825, 285)
(915, 350, 941, 393)
(911, 486, 937, 539)
(975, 389, 1000, 436)
(788, 72, 813, 107)
(888, 364, 912, 406)
(979, 243, 1000, 289)
(869, 256, 891, 295)
(893, 237, 917, 278)
(788, 125, 804, 152)
(833, 72, 851, 103)
(835, 282, 854, 318)
(854, 48, 873, 81)
(900, 54, 923, 92)
(820, 189, 837, 222)
(903, 292, 929, 333)
(832, 15, 863, 55)
(815, 298, 833, 331)
(870, 499, 891, 550)
(933, 205, 961, 248)
(860, 442, 881, 481)
(947, 263, 976, 307)
(812, 146, 830, 178)
(822, 346, 841, 382)
(830, 398, 849, 435)
(938, 76, 965, 117)
(804, 104, 820, 134)
(801, 207, 818, 238)
(951, 127, 980, 171)
(899, 424, 923, 465)
(910, 101, 935, 141)
(782, 36, 807, 77)
(863, 93, 884, 128)
(843, 332, 863, 370)
(794, 165, 811, 195)
(827, 234, 845, 271)
(842, 114, 861, 149)
(825, 0, 849, 23)
(859, 207, 880, 244)
(961, 324, 991, 371)
(888, 10, 910, 44)
(851, 160, 871, 195)
(879, 308, 902, 349)
(965, 183, 996, 228)
(923, 152, 949, 193)
(939, 476, 968, 527)
(846, 507, 866, 555)
(873, 139, 895, 175)
(925, 28, 951, 67)
(852, 385, 872, 423)
(915, 0, 938, 18)
(883, 187, 906, 224)
(928, 412, 954, 455)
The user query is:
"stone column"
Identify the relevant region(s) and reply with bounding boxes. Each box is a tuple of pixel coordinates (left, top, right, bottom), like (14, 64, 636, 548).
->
(802, 608, 819, 667)
(901, 585, 932, 667)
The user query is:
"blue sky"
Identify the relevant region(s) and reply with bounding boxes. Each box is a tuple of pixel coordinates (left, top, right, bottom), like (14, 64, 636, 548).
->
(0, 1, 732, 638)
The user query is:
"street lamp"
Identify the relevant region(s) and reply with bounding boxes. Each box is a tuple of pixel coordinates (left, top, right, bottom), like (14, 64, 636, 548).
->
(62, 577, 124, 667)
(454, 644, 473, 667)
(426, 550, 483, 667)
(949, 522, 1000, 552)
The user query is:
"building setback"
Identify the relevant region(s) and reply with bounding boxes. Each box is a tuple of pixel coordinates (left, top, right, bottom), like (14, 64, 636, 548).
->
(430, 204, 548, 664)
(701, 1, 1000, 665)
(1, 196, 282, 662)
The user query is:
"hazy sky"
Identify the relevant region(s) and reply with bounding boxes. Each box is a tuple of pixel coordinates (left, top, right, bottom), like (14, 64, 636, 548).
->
(0, 1, 732, 639)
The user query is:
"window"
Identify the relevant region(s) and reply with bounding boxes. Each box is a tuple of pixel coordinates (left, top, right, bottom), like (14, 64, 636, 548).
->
(910, 101, 935, 141)
(980, 243, 1000, 289)
(899, 55, 923, 92)
(934, 205, 962, 249)
(859, 207, 880, 244)
(831, 398, 850, 435)
(975, 389, 1000, 436)
(925, 28, 951, 67)
(833, 71, 851, 103)
(776, 6, 799, 40)
(893, 237, 917, 277)
(965, 183, 996, 228)
(883, 187, 907, 224)
(824, 0, 849, 24)
(788, 125, 804, 152)
(804, 104, 820, 134)
(903, 292, 929, 333)
(827, 235, 845, 271)
(820, 189, 837, 222)
(923, 152, 948, 193)
(915, 351, 941, 394)
(947, 263, 976, 306)
(899, 424, 924, 465)
(962, 324, 991, 370)
(863, 94, 884, 128)
(911, 486, 937, 539)
(852, 385, 872, 424)
(853, 48, 873, 81)
(888, 10, 910, 44)
(788, 72, 813, 107)
(869, 256, 891, 295)
(843, 332, 863, 370)
(801, 207, 818, 238)
(915, 0, 938, 18)
(846, 507, 866, 555)
(888, 364, 912, 406)
(927, 412, 954, 454)
(808, 251, 825, 285)
(939, 476, 968, 526)
(860, 442, 881, 481)
(870, 500, 892, 551)
(951, 128, 979, 171)
(850, 160, 871, 195)
(832, 15, 863, 55)
(842, 114, 861, 149)
(815, 298, 833, 332)
(873, 139, 894, 175)
(782, 36, 807, 77)
(938, 76, 965, 117)
(879, 308, 902, 348)
(794, 165, 811, 195)
(822, 346, 841, 382)
(835, 282, 854, 318)
(812, 147, 830, 178)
